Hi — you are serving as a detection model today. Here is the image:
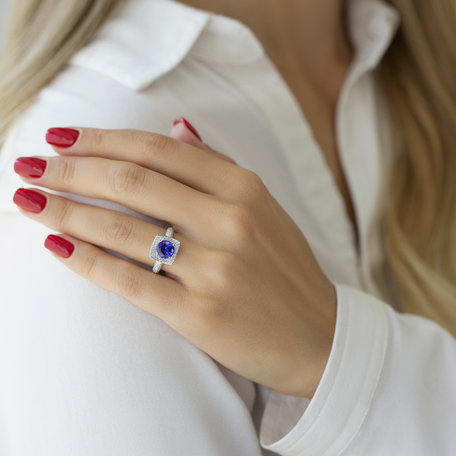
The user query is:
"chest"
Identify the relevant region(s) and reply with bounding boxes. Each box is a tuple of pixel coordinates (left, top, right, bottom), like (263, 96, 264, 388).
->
(301, 103, 361, 255)
(279, 68, 362, 255)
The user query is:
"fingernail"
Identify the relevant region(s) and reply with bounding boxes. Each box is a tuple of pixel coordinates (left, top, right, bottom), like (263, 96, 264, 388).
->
(45, 234, 74, 258)
(14, 157, 47, 178)
(13, 188, 47, 213)
(45, 127, 80, 148)
(173, 117, 202, 141)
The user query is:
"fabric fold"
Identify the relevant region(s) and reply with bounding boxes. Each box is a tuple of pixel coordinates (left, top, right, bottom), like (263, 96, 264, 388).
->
(259, 282, 389, 455)
(69, 0, 210, 90)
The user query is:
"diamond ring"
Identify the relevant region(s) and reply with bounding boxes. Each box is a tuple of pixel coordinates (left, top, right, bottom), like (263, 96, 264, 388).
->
(150, 226, 180, 273)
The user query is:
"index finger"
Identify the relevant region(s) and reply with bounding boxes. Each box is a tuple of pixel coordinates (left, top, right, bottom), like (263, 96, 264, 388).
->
(45, 127, 241, 199)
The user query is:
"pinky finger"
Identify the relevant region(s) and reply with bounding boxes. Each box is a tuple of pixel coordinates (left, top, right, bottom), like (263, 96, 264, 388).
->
(44, 233, 188, 322)
(170, 120, 237, 164)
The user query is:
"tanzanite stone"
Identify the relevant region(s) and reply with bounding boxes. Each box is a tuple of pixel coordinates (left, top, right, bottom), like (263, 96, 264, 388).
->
(156, 240, 175, 259)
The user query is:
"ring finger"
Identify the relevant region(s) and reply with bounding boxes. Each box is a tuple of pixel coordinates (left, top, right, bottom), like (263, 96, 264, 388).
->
(12, 187, 206, 286)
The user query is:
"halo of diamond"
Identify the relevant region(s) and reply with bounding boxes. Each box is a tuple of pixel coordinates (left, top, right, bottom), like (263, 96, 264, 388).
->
(149, 235, 180, 265)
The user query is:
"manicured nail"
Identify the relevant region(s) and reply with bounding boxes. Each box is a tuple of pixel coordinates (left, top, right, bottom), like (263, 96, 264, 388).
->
(13, 188, 47, 213)
(45, 234, 74, 258)
(45, 127, 80, 148)
(14, 157, 47, 178)
(173, 117, 202, 141)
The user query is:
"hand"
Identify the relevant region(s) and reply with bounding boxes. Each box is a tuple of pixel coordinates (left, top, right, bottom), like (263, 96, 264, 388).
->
(12, 119, 337, 398)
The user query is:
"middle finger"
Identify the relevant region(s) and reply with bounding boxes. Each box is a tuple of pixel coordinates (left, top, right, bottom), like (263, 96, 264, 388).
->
(15, 155, 226, 242)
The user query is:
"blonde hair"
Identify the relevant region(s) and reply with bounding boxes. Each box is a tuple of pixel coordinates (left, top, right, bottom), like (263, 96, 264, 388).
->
(0, 0, 455, 335)
(379, 0, 456, 335)
(0, 0, 124, 144)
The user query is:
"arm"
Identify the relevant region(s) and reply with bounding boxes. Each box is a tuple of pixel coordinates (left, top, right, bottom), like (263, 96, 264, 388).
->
(1, 66, 263, 456)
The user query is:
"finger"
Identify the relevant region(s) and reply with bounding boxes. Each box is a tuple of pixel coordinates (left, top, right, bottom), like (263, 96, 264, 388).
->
(170, 118, 237, 165)
(45, 126, 241, 199)
(15, 155, 223, 242)
(171, 117, 205, 149)
(43, 233, 188, 326)
(13, 187, 207, 286)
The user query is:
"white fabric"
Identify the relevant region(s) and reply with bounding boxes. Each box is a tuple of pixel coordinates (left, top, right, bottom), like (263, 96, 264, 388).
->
(0, 0, 455, 454)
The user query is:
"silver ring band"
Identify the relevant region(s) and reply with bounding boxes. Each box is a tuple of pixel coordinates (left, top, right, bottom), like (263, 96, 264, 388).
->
(150, 226, 180, 273)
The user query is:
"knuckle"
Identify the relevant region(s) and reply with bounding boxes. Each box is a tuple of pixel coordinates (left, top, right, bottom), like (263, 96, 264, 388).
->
(205, 250, 237, 291)
(56, 157, 77, 185)
(80, 252, 98, 280)
(125, 131, 155, 160)
(224, 202, 257, 245)
(143, 133, 172, 156)
(108, 163, 146, 195)
(115, 265, 143, 299)
(236, 169, 266, 201)
(90, 128, 105, 150)
(187, 250, 237, 326)
(54, 198, 74, 232)
(105, 217, 135, 244)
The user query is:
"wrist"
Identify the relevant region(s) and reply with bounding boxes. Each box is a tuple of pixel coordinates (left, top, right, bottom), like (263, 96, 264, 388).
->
(298, 282, 338, 398)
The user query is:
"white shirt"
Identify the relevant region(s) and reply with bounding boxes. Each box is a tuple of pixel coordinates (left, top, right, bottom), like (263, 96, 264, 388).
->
(0, 0, 455, 454)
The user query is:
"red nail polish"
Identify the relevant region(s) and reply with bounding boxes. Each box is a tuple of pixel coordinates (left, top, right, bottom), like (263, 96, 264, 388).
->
(14, 157, 47, 178)
(44, 234, 74, 258)
(13, 188, 47, 213)
(45, 128, 80, 148)
(173, 117, 202, 141)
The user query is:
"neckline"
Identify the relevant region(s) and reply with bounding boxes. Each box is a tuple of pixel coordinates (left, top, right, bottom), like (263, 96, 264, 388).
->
(185, 0, 399, 281)
(67, 0, 400, 285)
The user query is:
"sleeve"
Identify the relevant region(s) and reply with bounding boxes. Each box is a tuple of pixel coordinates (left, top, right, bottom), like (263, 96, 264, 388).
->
(259, 281, 456, 456)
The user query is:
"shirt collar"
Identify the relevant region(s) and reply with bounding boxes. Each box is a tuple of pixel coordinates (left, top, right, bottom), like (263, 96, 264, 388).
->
(347, 0, 400, 72)
(69, 0, 400, 91)
(70, 0, 210, 91)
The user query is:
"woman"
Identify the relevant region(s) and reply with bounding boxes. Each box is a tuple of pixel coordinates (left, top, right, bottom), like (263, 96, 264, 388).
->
(0, 0, 455, 454)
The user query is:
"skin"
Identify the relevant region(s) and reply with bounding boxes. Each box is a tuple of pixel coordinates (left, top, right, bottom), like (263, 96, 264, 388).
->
(14, 124, 337, 398)
(11, 0, 355, 396)
(179, 0, 360, 251)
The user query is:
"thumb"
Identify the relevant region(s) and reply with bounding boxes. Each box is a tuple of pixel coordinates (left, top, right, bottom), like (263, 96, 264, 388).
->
(170, 117, 237, 164)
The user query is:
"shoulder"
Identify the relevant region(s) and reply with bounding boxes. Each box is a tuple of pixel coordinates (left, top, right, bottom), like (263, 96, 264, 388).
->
(3, 0, 212, 150)
(0, 1, 210, 209)
(69, 0, 210, 91)
(0, 59, 174, 212)
(0, 0, 265, 212)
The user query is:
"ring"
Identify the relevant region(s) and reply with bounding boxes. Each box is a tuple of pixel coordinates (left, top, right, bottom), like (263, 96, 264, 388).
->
(150, 226, 181, 273)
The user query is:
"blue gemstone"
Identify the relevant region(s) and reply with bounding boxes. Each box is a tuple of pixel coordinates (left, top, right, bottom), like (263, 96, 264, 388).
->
(156, 240, 175, 259)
